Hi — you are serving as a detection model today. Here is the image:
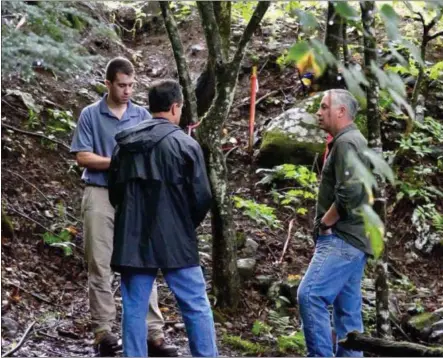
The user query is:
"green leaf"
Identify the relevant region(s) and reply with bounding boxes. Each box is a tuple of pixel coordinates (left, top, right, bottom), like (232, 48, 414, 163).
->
(294, 9, 318, 31)
(346, 149, 377, 202)
(379, 4, 400, 40)
(429, 61, 443, 80)
(402, 40, 424, 67)
(287, 41, 310, 62)
(334, 2, 359, 21)
(362, 149, 396, 185)
(360, 204, 385, 259)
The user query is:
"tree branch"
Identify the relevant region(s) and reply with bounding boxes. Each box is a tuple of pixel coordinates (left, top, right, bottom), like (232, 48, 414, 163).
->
(196, 2, 224, 64)
(159, 1, 198, 125)
(339, 331, 443, 357)
(230, 1, 271, 68)
(429, 30, 443, 41)
(3, 321, 36, 357)
(1, 122, 70, 150)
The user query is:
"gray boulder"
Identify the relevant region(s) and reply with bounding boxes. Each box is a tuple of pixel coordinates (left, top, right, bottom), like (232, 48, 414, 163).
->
(259, 93, 326, 167)
(237, 258, 256, 279)
(407, 308, 443, 341)
(243, 238, 259, 257)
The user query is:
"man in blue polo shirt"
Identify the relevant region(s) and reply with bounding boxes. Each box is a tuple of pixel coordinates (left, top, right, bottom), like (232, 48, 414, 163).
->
(70, 57, 177, 357)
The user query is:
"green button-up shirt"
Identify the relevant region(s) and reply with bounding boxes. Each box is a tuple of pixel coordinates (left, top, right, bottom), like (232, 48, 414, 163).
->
(315, 123, 373, 255)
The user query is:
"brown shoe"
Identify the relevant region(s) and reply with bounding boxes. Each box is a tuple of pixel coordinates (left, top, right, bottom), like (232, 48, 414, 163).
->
(148, 338, 178, 357)
(94, 331, 120, 357)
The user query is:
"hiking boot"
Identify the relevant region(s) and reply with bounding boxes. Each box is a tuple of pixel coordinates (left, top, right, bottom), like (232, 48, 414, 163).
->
(148, 338, 178, 357)
(94, 331, 120, 357)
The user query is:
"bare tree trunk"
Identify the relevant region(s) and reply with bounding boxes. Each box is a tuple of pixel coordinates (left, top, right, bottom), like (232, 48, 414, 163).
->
(161, 0, 270, 308)
(213, 1, 231, 59)
(412, 12, 443, 107)
(342, 20, 350, 67)
(324, 1, 341, 88)
(196, 1, 270, 308)
(195, 2, 231, 119)
(159, 1, 198, 126)
(361, 0, 392, 339)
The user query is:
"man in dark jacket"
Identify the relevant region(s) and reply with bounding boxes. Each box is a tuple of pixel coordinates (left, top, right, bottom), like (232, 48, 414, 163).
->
(108, 79, 217, 357)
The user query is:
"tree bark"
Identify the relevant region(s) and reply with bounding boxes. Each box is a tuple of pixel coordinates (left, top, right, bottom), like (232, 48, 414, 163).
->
(159, 1, 198, 127)
(339, 331, 443, 357)
(342, 20, 350, 67)
(195, 2, 231, 118)
(324, 1, 341, 88)
(412, 12, 443, 107)
(196, 1, 270, 309)
(361, 1, 392, 340)
(213, 1, 231, 60)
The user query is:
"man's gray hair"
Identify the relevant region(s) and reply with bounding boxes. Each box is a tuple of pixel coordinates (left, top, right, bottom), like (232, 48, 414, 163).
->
(324, 89, 359, 120)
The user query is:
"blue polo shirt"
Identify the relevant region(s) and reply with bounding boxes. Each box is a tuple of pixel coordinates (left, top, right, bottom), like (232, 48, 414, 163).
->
(70, 95, 151, 187)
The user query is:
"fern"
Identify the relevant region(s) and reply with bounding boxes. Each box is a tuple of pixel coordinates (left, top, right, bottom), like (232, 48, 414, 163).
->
(233, 196, 281, 229)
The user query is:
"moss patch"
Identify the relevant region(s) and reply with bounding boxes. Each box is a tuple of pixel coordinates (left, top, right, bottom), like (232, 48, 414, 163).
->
(222, 335, 268, 355)
(259, 130, 325, 167)
(408, 312, 439, 331)
(277, 332, 306, 355)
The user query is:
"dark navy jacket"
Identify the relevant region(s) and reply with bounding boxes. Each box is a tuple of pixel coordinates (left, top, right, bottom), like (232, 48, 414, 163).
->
(108, 118, 212, 270)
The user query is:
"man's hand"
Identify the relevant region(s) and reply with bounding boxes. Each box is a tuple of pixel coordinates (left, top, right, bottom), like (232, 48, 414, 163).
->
(319, 228, 333, 236)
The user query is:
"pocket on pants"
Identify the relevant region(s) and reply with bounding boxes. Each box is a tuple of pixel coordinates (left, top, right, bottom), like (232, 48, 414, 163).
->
(339, 239, 364, 261)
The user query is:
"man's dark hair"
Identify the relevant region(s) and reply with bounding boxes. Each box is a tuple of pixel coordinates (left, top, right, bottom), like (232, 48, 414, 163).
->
(148, 79, 183, 113)
(105, 57, 134, 82)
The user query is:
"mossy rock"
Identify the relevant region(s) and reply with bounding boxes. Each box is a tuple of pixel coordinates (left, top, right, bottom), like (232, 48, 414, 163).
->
(407, 310, 443, 340)
(259, 128, 326, 167)
(259, 94, 327, 167)
(92, 81, 107, 95)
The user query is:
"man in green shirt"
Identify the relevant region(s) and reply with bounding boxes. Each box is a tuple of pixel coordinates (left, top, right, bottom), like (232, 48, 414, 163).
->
(297, 89, 371, 357)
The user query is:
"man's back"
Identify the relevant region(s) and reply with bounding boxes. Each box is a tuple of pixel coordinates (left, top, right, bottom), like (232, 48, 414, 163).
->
(109, 118, 212, 270)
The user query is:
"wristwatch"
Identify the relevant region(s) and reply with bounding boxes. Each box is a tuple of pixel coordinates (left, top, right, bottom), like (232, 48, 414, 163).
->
(319, 221, 333, 231)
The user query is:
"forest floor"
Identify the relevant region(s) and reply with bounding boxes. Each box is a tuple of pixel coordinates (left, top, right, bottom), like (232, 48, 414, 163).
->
(1, 4, 442, 357)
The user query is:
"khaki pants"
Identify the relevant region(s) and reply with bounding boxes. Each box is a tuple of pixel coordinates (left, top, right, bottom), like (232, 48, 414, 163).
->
(81, 186, 164, 340)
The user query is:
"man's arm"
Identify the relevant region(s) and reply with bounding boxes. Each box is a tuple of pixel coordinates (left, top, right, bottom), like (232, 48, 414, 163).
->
(76, 152, 111, 171)
(321, 141, 366, 234)
(71, 107, 110, 170)
(188, 143, 212, 228)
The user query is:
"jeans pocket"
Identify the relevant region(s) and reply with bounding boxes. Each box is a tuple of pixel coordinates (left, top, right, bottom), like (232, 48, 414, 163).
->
(340, 240, 364, 261)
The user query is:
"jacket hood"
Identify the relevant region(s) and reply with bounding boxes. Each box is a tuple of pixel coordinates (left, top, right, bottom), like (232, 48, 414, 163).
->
(115, 117, 181, 152)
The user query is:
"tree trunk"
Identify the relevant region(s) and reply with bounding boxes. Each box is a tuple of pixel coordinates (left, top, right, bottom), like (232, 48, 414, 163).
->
(159, 1, 198, 126)
(339, 331, 443, 357)
(213, 1, 231, 60)
(162, 0, 269, 309)
(197, 66, 240, 308)
(342, 20, 350, 67)
(324, 2, 341, 88)
(196, 1, 270, 309)
(361, 0, 392, 339)
(195, 2, 231, 118)
(412, 40, 428, 108)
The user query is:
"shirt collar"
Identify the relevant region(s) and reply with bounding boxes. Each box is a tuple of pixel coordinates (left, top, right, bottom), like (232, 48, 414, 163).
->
(99, 94, 138, 119)
(329, 123, 358, 149)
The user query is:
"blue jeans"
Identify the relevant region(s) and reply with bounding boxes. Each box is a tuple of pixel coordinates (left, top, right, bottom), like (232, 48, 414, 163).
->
(297, 234, 367, 357)
(121, 266, 218, 357)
